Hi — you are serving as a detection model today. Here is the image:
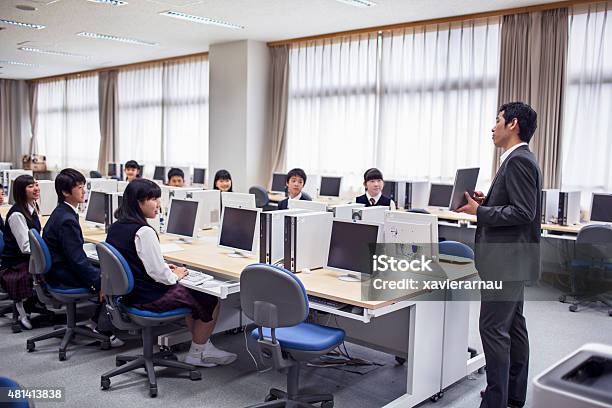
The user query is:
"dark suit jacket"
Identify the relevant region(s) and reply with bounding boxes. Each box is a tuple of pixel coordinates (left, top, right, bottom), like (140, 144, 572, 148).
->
(0, 214, 4, 233)
(43, 202, 101, 292)
(475, 145, 542, 282)
(278, 192, 312, 210)
(356, 194, 392, 207)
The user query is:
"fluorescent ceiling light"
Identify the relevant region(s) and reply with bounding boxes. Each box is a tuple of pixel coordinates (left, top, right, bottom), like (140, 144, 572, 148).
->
(86, 0, 128, 5)
(0, 18, 45, 29)
(335, 0, 376, 7)
(18, 47, 90, 58)
(77, 31, 158, 46)
(160, 10, 244, 29)
(0, 60, 39, 67)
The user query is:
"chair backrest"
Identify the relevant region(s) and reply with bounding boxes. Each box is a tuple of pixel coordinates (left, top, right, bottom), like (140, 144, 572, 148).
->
(439, 240, 474, 259)
(28, 229, 52, 276)
(249, 185, 269, 208)
(240, 263, 308, 328)
(576, 224, 612, 261)
(97, 242, 134, 296)
(0, 230, 4, 255)
(89, 170, 103, 178)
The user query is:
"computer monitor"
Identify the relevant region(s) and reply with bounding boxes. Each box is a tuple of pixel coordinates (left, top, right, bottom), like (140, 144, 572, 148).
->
(193, 168, 206, 185)
(110, 193, 123, 223)
(218, 206, 260, 257)
(165, 198, 200, 242)
(590, 193, 612, 223)
(428, 183, 453, 208)
(271, 173, 287, 194)
(85, 191, 108, 227)
(326, 219, 382, 282)
(139, 164, 145, 177)
(221, 192, 256, 211)
(153, 166, 166, 182)
(107, 162, 123, 179)
(287, 199, 328, 212)
(384, 210, 439, 261)
(319, 176, 342, 197)
(187, 189, 221, 229)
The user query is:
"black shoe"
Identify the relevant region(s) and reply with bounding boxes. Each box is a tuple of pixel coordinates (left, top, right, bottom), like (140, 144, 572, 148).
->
(508, 398, 524, 408)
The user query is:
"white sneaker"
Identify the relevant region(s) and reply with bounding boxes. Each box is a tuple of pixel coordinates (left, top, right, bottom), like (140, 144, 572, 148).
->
(184, 352, 217, 368)
(201, 342, 237, 366)
(19, 316, 33, 330)
(108, 335, 125, 348)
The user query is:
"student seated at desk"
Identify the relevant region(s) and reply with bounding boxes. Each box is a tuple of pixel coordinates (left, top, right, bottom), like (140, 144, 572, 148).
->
(278, 168, 311, 210)
(213, 169, 233, 192)
(356, 168, 394, 207)
(167, 168, 185, 187)
(124, 160, 141, 182)
(0, 175, 41, 329)
(107, 178, 237, 367)
(43, 169, 122, 346)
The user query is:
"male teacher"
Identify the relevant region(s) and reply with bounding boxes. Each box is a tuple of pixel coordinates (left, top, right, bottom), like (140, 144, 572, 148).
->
(457, 102, 541, 408)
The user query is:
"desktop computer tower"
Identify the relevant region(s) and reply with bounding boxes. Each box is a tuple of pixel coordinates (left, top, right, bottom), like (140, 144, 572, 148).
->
(405, 181, 430, 210)
(541, 189, 559, 224)
(557, 191, 581, 226)
(2, 169, 33, 198)
(382, 180, 406, 208)
(259, 209, 306, 264)
(283, 212, 333, 273)
(330, 203, 364, 220)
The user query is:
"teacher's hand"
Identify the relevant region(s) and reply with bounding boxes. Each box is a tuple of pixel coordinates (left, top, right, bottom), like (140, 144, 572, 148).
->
(472, 191, 486, 205)
(456, 192, 479, 215)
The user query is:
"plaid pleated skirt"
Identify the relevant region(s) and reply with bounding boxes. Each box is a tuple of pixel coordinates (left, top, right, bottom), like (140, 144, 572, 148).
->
(0, 262, 33, 301)
(134, 284, 218, 323)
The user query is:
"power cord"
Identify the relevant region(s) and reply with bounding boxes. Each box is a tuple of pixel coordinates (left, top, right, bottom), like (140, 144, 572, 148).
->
(243, 324, 272, 374)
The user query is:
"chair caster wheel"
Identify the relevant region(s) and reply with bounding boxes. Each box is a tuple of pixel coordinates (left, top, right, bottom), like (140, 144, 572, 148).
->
(569, 305, 578, 312)
(609, 310, 612, 317)
(558, 295, 566, 303)
(101, 341, 111, 350)
(395, 356, 406, 365)
(101, 377, 111, 390)
(430, 391, 443, 402)
(321, 401, 334, 408)
(59, 351, 66, 361)
(149, 386, 158, 398)
(264, 394, 278, 402)
(26, 341, 35, 352)
(189, 370, 201, 381)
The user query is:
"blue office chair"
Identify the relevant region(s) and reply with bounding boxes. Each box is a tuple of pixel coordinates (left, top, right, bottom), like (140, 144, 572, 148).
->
(439, 240, 474, 260)
(241, 264, 345, 408)
(97, 242, 201, 397)
(0, 377, 31, 408)
(561, 225, 612, 316)
(25, 229, 110, 361)
(250, 185, 271, 208)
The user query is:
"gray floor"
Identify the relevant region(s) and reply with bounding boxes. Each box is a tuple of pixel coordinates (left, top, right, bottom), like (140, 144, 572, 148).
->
(0, 286, 610, 408)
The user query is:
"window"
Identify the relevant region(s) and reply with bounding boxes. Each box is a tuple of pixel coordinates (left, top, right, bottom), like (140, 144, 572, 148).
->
(36, 74, 100, 170)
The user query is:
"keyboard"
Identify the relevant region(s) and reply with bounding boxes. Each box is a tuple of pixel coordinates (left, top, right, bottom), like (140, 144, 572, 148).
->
(308, 296, 345, 310)
(180, 269, 214, 285)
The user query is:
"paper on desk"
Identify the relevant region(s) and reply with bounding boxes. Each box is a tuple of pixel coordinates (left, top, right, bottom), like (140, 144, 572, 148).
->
(160, 243, 185, 254)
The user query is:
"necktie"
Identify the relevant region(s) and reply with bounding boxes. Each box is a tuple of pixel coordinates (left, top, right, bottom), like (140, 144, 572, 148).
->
(370, 198, 376, 206)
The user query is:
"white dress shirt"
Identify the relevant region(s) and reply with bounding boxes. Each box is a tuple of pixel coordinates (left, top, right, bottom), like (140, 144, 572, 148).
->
(500, 142, 528, 165)
(7, 203, 37, 254)
(288, 192, 303, 200)
(134, 226, 177, 285)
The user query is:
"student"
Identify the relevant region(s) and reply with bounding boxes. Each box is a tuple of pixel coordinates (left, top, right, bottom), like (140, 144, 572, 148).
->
(0, 187, 5, 232)
(213, 170, 233, 192)
(167, 168, 185, 187)
(278, 168, 311, 210)
(0, 175, 41, 329)
(43, 168, 122, 346)
(124, 160, 141, 182)
(106, 178, 236, 367)
(355, 168, 394, 207)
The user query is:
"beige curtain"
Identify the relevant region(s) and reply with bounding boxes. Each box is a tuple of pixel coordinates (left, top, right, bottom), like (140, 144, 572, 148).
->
(0, 79, 29, 166)
(98, 70, 119, 174)
(495, 8, 568, 188)
(268, 45, 289, 187)
(27, 81, 38, 154)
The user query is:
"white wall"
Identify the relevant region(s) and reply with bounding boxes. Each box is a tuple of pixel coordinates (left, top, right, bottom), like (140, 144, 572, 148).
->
(208, 40, 271, 193)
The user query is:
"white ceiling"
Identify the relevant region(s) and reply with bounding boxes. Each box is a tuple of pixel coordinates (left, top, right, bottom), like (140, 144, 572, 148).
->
(0, 0, 559, 80)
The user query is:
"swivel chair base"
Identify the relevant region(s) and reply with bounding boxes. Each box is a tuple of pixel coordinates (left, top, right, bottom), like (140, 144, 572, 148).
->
(26, 301, 110, 361)
(100, 326, 201, 397)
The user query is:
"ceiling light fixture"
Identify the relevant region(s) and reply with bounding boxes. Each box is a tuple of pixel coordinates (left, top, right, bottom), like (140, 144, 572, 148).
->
(18, 46, 90, 58)
(159, 10, 244, 29)
(0, 60, 39, 67)
(0, 18, 45, 29)
(86, 0, 128, 6)
(77, 31, 158, 46)
(335, 0, 376, 7)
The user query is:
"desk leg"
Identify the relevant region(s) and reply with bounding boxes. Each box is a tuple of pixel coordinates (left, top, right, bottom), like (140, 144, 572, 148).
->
(384, 300, 445, 408)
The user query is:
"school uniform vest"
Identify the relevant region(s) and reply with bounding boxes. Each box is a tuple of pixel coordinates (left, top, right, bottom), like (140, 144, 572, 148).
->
(1, 205, 41, 268)
(356, 194, 392, 207)
(106, 221, 169, 305)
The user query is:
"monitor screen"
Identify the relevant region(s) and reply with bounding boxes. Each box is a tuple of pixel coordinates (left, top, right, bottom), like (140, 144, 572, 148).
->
(108, 163, 117, 177)
(382, 181, 396, 201)
(193, 168, 206, 184)
(86, 191, 107, 224)
(320, 176, 342, 197)
(166, 199, 199, 237)
(271, 173, 287, 192)
(219, 207, 258, 252)
(153, 166, 166, 182)
(591, 193, 612, 223)
(428, 184, 453, 207)
(327, 221, 379, 275)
